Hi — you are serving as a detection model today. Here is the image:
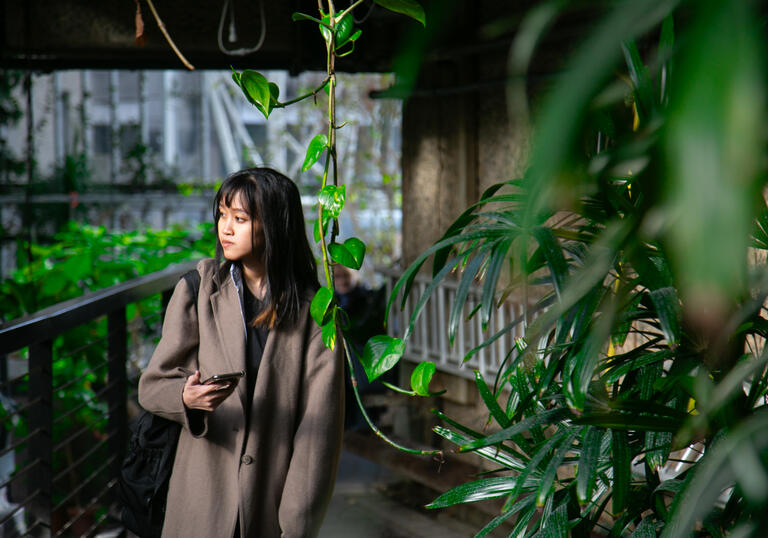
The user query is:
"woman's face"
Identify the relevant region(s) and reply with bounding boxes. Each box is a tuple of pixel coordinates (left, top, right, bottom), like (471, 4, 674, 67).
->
(217, 191, 264, 263)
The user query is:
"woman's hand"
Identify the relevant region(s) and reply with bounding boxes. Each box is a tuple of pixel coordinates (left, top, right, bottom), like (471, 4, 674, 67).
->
(182, 370, 238, 412)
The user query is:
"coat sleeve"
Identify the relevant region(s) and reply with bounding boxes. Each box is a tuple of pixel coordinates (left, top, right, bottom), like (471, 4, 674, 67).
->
(278, 326, 345, 538)
(138, 276, 208, 437)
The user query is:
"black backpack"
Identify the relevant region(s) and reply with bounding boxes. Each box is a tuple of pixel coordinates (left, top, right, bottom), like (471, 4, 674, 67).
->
(118, 269, 200, 537)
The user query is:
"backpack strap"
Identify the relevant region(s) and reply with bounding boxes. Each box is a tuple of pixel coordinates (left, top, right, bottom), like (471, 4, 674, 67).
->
(181, 269, 201, 309)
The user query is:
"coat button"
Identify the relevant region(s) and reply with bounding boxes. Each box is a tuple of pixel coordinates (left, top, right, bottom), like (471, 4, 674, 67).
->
(241, 455, 253, 465)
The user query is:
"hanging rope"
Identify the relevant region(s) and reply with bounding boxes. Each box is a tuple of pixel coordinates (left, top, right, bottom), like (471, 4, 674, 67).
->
(145, 0, 195, 70)
(218, 0, 267, 56)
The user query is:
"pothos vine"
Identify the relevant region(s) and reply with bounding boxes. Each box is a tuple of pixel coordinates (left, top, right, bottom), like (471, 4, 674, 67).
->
(141, 0, 441, 458)
(227, 1, 446, 457)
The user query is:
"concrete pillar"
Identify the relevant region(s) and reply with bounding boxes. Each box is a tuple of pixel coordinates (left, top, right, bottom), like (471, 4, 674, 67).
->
(109, 70, 119, 184)
(53, 72, 64, 164)
(139, 71, 149, 149)
(163, 71, 177, 171)
(400, 53, 530, 266)
(401, 60, 477, 266)
(201, 73, 211, 181)
(80, 70, 90, 160)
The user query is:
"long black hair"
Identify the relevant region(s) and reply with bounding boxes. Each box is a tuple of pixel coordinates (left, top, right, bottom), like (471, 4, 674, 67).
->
(213, 167, 319, 329)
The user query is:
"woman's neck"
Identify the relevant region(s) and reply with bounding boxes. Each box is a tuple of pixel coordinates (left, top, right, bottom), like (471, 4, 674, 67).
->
(240, 259, 267, 300)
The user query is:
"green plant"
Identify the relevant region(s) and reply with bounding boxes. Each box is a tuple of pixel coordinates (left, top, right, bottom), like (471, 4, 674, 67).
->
(2, 221, 214, 320)
(229, 0, 439, 455)
(288, 71, 403, 271)
(122, 139, 152, 187)
(376, 0, 768, 536)
(0, 221, 215, 468)
(120, 136, 179, 189)
(155, 0, 768, 533)
(55, 152, 90, 193)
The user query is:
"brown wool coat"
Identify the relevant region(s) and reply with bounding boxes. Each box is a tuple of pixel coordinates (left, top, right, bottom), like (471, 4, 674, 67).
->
(138, 259, 344, 538)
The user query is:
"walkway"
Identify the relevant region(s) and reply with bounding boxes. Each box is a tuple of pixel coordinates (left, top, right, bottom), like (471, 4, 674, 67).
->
(320, 450, 480, 538)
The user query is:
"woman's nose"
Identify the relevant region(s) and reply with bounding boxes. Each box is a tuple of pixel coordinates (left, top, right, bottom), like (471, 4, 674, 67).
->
(222, 218, 234, 234)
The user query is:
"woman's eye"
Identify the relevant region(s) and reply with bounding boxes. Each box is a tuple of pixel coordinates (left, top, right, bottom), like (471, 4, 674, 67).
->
(236, 217, 247, 223)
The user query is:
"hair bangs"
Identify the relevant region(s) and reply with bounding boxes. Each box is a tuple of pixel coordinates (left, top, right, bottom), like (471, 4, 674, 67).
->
(213, 175, 259, 223)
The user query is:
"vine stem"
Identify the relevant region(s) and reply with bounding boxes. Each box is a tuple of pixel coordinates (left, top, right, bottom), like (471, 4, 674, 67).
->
(327, 1, 338, 185)
(319, 0, 338, 291)
(320, 1, 440, 459)
(277, 77, 331, 108)
(335, 0, 367, 22)
(318, 152, 333, 288)
(382, 381, 416, 395)
(342, 338, 444, 457)
(144, 0, 195, 70)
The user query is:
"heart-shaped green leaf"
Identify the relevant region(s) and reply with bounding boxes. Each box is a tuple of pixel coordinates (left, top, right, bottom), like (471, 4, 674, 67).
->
(239, 70, 269, 104)
(268, 82, 280, 103)
(319, 14, 333, 44)
(310, 286, 334, 326)
(321, 315, 337, 350)
(318, 185, 346, 218)
(361, 335, 405, 382)
(333, 13, 355, 48)
(374, 0, 426, 26)
(239, 70, 274, 119)
(302, 134, 328, 172)
(318, 12, 356, 49)
(328, 237, 366, 270)
(410, 361, 436, 396)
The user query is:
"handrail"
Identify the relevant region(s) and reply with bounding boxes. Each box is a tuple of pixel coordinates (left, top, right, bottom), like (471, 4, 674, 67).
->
(0, 260, 199, 355)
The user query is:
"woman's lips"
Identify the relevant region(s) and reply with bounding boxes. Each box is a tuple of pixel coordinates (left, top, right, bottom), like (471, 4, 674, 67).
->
(220, 240, 234, 248)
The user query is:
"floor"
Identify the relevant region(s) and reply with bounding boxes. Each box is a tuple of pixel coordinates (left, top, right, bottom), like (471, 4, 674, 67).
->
(97, 449, 484, 538)
(319, 451, 480, 538)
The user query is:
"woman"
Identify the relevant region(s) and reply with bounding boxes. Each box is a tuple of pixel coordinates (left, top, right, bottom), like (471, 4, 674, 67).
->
(139, 167, 344, 538)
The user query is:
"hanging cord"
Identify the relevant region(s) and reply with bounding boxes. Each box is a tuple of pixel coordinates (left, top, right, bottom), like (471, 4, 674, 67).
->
(351, 0, 376, 24)
(218, 0, 266, 56)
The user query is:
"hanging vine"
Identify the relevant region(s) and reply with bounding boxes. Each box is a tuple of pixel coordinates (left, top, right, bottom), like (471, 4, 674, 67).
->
(140, 0, 436, 455)
(230, 0, 440, 456)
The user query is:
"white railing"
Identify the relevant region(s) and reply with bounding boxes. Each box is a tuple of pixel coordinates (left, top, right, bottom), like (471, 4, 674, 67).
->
(377, 267, 525, 381)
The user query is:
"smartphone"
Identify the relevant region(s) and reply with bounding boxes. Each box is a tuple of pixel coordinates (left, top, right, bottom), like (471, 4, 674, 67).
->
(202, 371, 244, 385)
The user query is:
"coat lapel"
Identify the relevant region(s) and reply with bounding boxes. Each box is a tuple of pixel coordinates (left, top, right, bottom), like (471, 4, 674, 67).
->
(209, 275, 248, 406)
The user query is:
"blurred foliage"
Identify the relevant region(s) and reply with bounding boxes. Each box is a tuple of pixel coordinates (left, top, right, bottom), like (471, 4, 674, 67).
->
(0, 70, 25, 185)
(0, 221, 215, 503)
(2, 221, 215, 321)
(368, 0, 768, 536)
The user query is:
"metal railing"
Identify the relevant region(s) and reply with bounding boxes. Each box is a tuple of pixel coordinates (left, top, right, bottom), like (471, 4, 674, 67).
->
(0, 261, 527, 534)
(0, 261, 197, 537)
(378, 267, 525, 381)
